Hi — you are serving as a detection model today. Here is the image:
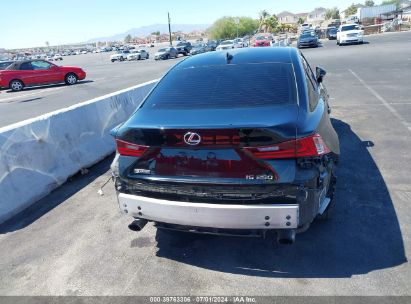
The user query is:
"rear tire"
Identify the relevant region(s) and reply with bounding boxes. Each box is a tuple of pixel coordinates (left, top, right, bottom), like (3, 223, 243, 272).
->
(65, 73, 78, 85)
(10, 79, 24, 92)
(120, 56, 124, 61)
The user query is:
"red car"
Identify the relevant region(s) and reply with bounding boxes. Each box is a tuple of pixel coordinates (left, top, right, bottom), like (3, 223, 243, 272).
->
(0, 60, 86, 91)
(253, 36, 271, 47)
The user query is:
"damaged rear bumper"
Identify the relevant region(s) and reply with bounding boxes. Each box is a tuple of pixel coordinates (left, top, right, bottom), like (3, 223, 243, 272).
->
(118, 193, 299, 229)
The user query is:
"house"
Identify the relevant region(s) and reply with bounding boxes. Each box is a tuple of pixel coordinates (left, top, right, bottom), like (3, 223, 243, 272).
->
(277, 11, 298, 24)
(306, 7, 327, 26)
(401, 5, 411, 21)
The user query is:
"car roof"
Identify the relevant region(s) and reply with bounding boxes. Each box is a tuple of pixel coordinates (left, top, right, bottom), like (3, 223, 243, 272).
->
(176, 47, 296, 68)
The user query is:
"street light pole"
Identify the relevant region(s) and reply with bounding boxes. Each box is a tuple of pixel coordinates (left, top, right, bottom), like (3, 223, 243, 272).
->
(168, 12, 172, 46)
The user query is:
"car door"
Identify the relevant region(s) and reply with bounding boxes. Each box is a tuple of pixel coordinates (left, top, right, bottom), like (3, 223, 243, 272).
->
(30, 60, 61, 84)
(17, 61, 38, 86)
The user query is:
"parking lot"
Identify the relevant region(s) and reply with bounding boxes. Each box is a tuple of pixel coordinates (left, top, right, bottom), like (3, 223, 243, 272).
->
(0, 45, 184, 127)
(0, 31, 410, 296)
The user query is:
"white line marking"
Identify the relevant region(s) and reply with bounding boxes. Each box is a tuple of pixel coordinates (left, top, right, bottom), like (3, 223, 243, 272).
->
(0, 79, 159, 133)
(348, 69, 411, 132)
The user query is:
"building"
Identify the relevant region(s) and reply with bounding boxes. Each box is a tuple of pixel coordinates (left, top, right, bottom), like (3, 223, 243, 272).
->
(277, 11, 299, 25)
(306, 7, 327, 26)
(403, 5, 411, 21)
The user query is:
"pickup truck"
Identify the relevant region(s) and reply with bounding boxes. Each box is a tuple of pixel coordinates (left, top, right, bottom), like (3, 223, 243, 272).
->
(176, 42, 192, 56)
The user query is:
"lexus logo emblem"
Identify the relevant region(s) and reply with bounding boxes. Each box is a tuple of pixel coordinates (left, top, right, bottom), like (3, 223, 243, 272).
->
(183, 132, 201, 145)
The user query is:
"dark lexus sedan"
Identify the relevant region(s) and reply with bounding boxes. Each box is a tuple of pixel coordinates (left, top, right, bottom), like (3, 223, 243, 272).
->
(297, 32, 319, 48)
(111, 48, 339, 245)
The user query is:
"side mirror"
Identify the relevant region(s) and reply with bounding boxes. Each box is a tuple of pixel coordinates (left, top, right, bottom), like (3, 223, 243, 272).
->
(316, 66, 326, 83)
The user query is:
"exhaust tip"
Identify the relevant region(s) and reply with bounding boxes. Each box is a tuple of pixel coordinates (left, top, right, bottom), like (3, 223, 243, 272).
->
(128, 219, 148, 232)
(277, 229, 296, 245)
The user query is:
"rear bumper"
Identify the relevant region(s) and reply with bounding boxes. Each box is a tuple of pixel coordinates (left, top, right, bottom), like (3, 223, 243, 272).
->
(118, 193, 299, 229)
(340, 37, 363, 44)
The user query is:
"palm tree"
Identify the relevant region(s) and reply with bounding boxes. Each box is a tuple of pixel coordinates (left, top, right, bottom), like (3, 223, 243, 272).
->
(258, 10, 270, 32)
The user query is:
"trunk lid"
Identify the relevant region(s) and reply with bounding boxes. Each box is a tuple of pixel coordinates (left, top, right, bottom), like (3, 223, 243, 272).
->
(116, 105, 299, 184)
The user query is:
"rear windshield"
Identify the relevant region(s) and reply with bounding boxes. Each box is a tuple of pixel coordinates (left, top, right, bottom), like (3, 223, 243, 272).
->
(142, 63, 297, 109)
(342, 25, 360, 31)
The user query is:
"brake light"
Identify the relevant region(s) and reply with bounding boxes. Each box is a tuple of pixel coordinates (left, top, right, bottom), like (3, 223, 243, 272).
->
(116, 139, 148, 157)
(244, 134, 330, 159)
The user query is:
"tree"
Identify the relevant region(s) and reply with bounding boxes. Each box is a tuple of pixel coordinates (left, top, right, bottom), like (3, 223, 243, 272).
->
(365, 0, 375, 6)
(207, 16, 259, 40)
(258, 10, 271, 32)
(345, 3, 358, 16)
(151, 31, 160, 36)
(382, 0, 401, 9)
(325, 7, 340, 20)
(124, 34, 132, 43)
(261, 15, 279, 33)
(297, 17, 305, 25)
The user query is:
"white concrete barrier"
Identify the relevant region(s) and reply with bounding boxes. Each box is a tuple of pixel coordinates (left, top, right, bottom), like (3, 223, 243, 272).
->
(0, 79, 158, 224)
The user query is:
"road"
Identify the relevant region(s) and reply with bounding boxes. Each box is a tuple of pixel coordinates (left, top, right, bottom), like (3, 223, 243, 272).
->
(0, 46, 183, 127)
(0, 31, 410, 296)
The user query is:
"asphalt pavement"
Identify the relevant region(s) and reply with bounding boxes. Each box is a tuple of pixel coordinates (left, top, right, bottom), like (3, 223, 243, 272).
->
(0, 31, 410, 296)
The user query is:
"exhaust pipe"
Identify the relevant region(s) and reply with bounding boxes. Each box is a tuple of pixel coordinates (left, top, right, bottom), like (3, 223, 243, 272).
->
(277, 229, 296, 245)
(128, 219, 148, 232)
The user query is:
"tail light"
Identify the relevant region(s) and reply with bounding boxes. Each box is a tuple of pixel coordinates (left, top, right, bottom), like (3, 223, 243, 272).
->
(116, 139, 148, 157)
(244, 134, 330, 159)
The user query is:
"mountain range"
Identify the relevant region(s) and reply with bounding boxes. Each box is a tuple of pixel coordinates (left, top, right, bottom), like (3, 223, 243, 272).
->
(86, 23, 210, 42)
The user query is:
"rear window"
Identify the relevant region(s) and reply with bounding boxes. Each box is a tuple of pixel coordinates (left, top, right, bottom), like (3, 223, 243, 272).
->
(142, 63, 297, 109)
(342, 25, 360, 31)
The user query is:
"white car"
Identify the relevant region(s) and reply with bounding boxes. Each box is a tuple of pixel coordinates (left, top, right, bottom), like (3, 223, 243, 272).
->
(53, 54, 63, 61)
(233, 38, 248, 48)
(110, 50, 130, 62)
(337, 24, 364, 46)
(216, 40, 236, 51)
(127, 49, 149, 61)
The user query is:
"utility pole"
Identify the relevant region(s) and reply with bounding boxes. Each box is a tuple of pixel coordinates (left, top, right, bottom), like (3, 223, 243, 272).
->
(168, 12, 172, 46)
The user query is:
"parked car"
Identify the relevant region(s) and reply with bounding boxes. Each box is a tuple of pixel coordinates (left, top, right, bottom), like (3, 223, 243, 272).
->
(0, 60, 86, 91)
(297, 31, 319, 48)
(176, 41, 192, 56)
(234, 37, 248, 47)
(110, 47, 340, 245)
(53, 54, 63, 61)
(326, 27, 338, 40)
(0, 60, 14, 70)
(206, 40, 218, 51)
(337, 24, 364, 45)
(216, 40, 236, 51)
(253, 36, 271, 47)
(154, 47, 178, 60)
(127, 49, 149, 61)
(190, 43, 207, 56)
(110, 50, 130, 62)
(300, 23, 312, 31)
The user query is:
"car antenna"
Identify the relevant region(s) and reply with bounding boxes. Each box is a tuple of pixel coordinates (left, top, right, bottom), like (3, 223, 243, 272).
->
(226, 52, 233, 63)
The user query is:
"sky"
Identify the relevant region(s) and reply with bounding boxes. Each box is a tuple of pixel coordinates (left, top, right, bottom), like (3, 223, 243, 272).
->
(0, 0, 377, 49)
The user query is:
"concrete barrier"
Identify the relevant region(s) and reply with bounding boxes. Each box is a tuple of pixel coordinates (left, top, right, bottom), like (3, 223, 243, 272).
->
(0, 79, 158, 224)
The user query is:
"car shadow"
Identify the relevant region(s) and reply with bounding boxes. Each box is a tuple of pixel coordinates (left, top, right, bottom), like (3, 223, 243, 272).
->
(0, 155, 113, 234)
(154, 119, 406, 278)
(5, 80, 94, 93)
